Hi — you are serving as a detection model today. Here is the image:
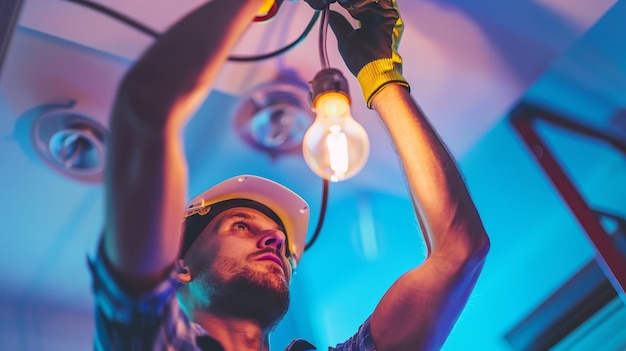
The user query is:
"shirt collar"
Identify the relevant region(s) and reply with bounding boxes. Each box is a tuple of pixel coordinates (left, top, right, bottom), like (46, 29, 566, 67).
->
(191, 321, 317, 351)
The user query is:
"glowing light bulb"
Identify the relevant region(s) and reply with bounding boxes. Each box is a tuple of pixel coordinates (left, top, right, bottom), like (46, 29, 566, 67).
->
(303, 91, 370, 182)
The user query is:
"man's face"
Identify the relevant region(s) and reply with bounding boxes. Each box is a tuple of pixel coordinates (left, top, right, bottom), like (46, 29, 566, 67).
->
(184, 206, 292, 325)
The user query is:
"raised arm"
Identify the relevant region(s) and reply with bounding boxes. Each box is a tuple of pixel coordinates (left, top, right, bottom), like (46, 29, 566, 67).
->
(104, 0, 263, 292)
(329, 2, 489, 350)
(370, 84, 489, 351)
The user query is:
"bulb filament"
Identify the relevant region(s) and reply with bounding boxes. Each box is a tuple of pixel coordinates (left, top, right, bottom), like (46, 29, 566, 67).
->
(326, 125, 349, 175)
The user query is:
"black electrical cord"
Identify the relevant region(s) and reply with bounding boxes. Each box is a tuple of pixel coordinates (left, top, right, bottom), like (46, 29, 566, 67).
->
(305, 178, 329, 251)
(304, 5, 332, 252)
(230, 10, 320, 62)
(318, 6, 330, 69)
(60, 0, 161, 38)
(60, 0, 320, 62)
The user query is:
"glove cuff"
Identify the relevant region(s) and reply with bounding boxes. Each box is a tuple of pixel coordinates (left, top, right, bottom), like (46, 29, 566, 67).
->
(356, 58, 409, 108)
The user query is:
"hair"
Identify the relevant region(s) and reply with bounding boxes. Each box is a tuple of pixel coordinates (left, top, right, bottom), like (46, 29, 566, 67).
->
(180, 198, 286, 259)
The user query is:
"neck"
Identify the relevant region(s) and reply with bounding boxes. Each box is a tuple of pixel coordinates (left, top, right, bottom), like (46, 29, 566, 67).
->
(193, 311, 272, 351)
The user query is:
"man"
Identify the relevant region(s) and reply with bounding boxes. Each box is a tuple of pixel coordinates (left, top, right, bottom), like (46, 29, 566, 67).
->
(91, 0, 490, 349)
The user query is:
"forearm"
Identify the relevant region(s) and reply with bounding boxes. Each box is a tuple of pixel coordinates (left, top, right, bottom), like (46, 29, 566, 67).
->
(369, 84, 489, 350)
(104, 117, 186, 286)
(372, 84, 489, 260)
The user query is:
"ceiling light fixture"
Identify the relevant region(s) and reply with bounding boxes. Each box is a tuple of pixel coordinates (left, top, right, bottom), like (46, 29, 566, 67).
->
(30, 105, 108, 183)
(233, 78, 314, 158)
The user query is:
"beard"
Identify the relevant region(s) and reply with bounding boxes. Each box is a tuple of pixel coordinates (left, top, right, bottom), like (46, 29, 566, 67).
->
(194, 254, 290, 329)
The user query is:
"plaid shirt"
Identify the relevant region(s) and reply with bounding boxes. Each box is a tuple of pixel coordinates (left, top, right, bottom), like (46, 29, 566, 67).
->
(89, 247, 377, 351)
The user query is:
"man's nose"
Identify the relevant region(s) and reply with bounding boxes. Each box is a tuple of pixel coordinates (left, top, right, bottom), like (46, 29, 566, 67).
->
(258, 229, 286, 252)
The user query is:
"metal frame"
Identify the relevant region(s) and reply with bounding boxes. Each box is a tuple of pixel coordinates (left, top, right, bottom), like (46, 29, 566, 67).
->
(511, 102, 626, 302)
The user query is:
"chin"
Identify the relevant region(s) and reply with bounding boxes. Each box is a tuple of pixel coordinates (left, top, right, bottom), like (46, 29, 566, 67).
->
(206, 263, 291, 327)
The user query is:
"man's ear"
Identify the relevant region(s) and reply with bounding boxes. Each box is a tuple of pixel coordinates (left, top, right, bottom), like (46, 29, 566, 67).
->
(176, 259, 192, 284)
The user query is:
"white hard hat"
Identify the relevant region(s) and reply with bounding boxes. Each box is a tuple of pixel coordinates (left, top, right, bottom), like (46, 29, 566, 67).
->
(182, 175, 310, 267)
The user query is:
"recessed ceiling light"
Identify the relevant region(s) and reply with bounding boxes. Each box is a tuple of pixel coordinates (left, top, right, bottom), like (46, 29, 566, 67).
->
(31, 108, 108, 183)
(232, 79, 313, 158)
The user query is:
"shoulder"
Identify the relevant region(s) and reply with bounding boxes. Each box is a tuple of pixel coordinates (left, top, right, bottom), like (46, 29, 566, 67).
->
(329, 316, 377, 351)
(90, 244, 200, 350)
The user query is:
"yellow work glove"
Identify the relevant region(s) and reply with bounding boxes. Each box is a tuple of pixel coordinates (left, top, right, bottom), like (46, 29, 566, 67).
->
(328, 0, 409, 108)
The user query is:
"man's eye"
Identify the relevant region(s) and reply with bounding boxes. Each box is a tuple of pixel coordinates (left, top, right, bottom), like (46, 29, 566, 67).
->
(233, 222, 248, 231)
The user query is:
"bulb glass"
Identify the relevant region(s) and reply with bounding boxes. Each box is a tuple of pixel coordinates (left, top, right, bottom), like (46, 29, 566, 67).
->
(303, 92, 369, 182)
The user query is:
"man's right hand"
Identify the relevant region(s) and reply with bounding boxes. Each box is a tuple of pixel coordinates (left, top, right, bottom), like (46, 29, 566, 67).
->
(328, 0, 409, 108)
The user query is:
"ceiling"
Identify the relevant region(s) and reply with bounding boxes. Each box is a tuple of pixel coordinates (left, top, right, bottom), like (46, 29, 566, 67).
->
(1, 0, 626, 350)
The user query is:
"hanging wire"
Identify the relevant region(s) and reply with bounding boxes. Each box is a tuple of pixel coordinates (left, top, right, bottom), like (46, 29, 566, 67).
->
(61, 0, 161, 38)
(60, 0, 320, 62)
(305, 178, 329, 251)
(304, 5, 332, 252)
(230, 11, 320, 62)
(318, 6, 331, 69)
